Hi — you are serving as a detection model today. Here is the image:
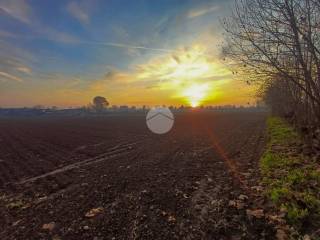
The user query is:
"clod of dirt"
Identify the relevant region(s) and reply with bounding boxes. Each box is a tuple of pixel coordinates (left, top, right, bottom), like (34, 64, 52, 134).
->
(246, 209, 264, 219)
(42, 222, 55, 231)
(52, 235, 61, 240)
(83, 226, 90, 230)
(303, 235, 311, 240)
(85, 207, 104, 218)
(161, 211, 167, 216)
(168, 215, 176, 223)
(229, 200, 245, 210)
(275, 228, 287, 240)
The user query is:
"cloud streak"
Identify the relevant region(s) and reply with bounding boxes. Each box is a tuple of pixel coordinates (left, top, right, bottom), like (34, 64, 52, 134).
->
(1, 30, 186, 54)
(0, 71, 23, 82)
(187, 5, 219, 19)
(16, 66, 32, 74)
(0, 0, 32, 23)
(79, 41, 182, 54)
(0, 39, 35, 80)
(0, 0, 81, 45)
(66, 1, 90, 24)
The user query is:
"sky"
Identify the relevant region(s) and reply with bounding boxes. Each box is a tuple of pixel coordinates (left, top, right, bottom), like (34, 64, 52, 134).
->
(0, 0, 255, 108)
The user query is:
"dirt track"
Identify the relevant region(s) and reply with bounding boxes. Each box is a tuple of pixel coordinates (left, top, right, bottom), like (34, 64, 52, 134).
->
(0, 112, 275, 239)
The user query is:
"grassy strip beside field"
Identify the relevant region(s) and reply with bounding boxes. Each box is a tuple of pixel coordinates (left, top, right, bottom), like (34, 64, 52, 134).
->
(261, 117, 320, 232)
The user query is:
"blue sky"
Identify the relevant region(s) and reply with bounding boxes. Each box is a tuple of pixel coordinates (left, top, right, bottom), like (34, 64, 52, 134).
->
(0, 0, 254, 107)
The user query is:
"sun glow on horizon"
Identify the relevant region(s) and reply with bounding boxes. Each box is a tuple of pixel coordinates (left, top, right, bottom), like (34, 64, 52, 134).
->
(182, 83, 209, 107)
(140, 46, 225, 107)
(5, 45, 247, 108)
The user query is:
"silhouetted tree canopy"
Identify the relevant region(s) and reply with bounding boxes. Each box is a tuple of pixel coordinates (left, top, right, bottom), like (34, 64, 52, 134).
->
(92, 96, 109, 112)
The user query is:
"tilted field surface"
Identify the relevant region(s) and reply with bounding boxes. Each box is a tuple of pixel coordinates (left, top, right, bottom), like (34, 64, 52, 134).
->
(0, 112, 275, 239)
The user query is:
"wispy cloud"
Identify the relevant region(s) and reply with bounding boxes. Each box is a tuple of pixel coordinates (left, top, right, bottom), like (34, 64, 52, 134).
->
(90, 45, 229, 89)
(1, 29, 182, 54)
(187, 5, 219, 19)
(66, 1, 90, 24)
(0, 0, 32, 23)
(0, 0, 81, 45)
(0, 0, 186, 56)
(80, 41, 181, 53)
(16, 66, 32, 74)
(0, 40, 35, 73)
(0, 71, 23, 82)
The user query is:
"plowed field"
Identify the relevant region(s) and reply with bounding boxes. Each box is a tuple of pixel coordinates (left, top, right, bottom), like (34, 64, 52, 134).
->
(0, 112, 275, 239)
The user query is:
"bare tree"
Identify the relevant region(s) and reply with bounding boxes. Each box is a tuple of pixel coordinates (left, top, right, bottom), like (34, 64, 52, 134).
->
(223, 0, 320, 126)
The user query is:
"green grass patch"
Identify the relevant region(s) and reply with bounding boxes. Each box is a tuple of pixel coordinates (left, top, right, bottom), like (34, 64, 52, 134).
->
(266, 117, 298, 146)
(261, 117, 320, 231)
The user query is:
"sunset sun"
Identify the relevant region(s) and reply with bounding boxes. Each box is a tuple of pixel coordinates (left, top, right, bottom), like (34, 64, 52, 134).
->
(183, 83, 209, 107)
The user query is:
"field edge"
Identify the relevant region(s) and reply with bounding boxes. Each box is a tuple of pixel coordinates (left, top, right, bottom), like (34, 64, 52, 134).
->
(260, 117, 320, 239)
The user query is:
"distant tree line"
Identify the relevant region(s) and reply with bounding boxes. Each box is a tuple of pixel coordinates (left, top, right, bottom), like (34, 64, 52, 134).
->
(0, 102, 267, 117)
(0, 96, 269, 117)
(223, 0, 320, 129)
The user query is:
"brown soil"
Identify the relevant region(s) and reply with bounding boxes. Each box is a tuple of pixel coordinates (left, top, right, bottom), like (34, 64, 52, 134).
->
(0, 112, 275, 239)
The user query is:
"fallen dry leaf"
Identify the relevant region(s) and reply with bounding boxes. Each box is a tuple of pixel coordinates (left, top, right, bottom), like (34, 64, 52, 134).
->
(238, 194, 248, 201)
(266, 214, 285, 223)
(229, 200, 245, 209)
(85, 207, 104, 218)
(246, 209, 264, 219)
(183, 194, 190, 199)
(251, 186, 263, 192)
(12, 220, 21, 226)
